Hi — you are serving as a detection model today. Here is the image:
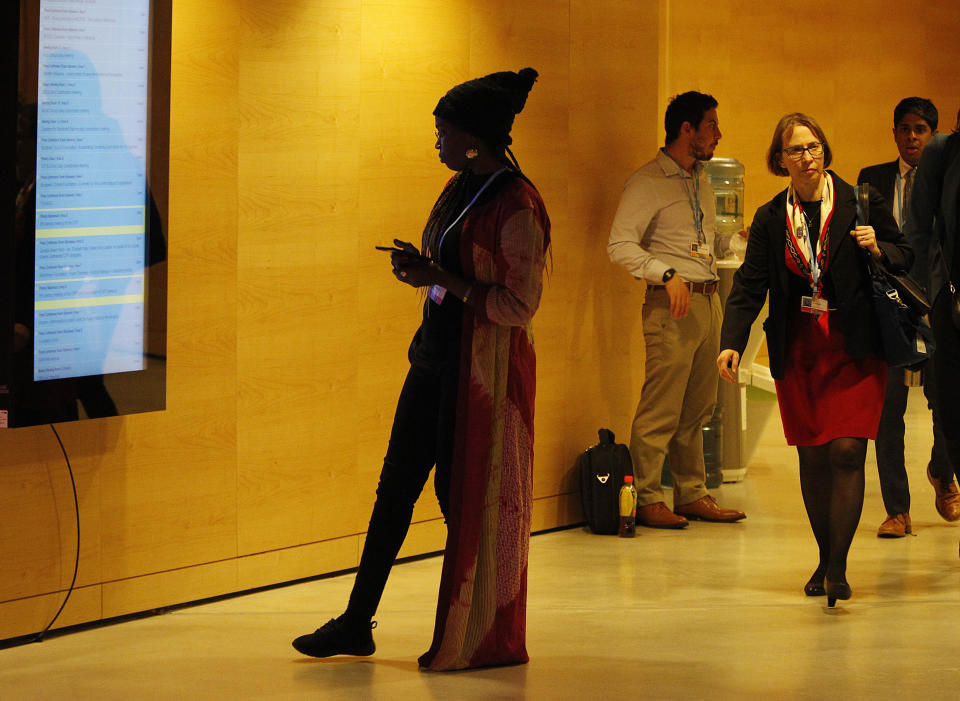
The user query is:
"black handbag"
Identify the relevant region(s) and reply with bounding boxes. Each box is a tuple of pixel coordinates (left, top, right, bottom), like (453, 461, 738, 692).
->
(867, 256, 934, 368)
(872, 256, 932, 315)
(857, 183, 934, 366)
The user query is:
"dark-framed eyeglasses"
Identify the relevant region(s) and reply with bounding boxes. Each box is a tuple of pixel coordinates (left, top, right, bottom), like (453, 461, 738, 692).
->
(782, 142, 824, 160)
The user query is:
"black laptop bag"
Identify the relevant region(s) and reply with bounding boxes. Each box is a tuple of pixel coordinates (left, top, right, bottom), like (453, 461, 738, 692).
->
(577, 428, 634, 535)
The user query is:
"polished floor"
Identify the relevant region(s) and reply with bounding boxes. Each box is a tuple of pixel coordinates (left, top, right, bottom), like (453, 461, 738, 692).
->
(3, 390, 960, 700)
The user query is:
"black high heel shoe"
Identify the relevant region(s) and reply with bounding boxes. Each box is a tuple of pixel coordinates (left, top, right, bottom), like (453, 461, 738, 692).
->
(804, 574, 825, 597)
(824, 578, 851, 607)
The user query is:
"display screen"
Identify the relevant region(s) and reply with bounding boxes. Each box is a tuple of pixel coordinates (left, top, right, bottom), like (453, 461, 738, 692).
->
(5, 0, 169, 427)
(34, 0, 150, 381)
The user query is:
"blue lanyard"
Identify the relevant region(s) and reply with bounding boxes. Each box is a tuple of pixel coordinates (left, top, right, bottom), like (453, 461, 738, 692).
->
(798, 200, 820, 290)
(663, 150, 705, 243)
(790, 193, 821, 292)
(803, 211, 820, 290)
(681, 174, 705, 243)
(438, 167, 507, 252)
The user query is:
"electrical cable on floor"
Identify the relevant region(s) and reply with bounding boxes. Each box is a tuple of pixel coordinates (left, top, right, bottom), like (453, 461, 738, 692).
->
(31, 423, 80, 643)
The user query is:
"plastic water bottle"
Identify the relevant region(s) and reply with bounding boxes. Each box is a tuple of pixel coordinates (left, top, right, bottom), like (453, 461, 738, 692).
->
(618, 475, 637, 537)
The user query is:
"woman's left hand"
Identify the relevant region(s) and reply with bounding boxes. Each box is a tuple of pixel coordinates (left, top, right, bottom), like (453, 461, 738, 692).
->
(394, 256, 441, 288)
(851, 225, 881, 257)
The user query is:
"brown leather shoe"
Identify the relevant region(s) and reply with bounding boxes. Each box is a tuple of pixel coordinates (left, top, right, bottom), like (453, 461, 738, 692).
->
(877, 512, 911, 537)
(637, 502, 688, 529)
(927, 467, 960, 522)
(673, 495, 745, 522)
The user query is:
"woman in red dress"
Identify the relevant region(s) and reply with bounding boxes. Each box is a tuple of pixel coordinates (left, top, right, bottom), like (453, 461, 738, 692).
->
(718, 113, 911, 606)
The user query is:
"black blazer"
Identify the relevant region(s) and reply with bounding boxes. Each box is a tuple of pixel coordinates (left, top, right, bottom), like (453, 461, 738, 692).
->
(720, 172, 912, 380)
(857, 160, 899, 210)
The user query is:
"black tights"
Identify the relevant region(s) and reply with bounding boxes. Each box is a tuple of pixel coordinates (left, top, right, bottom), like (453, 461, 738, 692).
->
(797, 438, 867, 584)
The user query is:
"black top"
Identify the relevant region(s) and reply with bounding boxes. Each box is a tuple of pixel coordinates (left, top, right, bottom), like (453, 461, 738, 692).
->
(798, 200, 821, 246)
(790, 199, 833, 302)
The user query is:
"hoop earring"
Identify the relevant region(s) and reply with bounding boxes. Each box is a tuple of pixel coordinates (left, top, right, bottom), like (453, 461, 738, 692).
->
(465, 147, 479, 160)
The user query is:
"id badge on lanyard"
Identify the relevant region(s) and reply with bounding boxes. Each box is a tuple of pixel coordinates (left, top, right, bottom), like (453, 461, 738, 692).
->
(684, 173, 710, 259)
(690, 242, 711, 258)
(797, 205, 826, 316)
(800, 294, 828, 315)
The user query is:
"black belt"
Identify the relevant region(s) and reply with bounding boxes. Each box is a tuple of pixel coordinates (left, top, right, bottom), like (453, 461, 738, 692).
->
(647, 280, 719, 295)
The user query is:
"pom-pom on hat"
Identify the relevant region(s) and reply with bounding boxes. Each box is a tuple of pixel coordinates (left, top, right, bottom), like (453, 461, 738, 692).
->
(433, 68, 538, 149)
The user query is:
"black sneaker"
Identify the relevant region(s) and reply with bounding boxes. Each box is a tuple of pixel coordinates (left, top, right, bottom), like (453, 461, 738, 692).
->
(292, 614, 377, 657)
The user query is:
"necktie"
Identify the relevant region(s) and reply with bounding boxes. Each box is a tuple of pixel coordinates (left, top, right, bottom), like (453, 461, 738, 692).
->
(903, 167, 915, 224)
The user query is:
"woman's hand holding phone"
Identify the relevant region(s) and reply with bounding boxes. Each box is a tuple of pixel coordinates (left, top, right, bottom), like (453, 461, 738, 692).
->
(378, 239, 437, 287)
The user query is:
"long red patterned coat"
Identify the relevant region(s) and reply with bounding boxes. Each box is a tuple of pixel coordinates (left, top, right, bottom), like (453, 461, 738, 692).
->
(418, 173, 550, 671)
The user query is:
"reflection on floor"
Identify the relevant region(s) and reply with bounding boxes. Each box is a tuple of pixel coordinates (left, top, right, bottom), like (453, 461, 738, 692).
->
(2, 390, 959, 700)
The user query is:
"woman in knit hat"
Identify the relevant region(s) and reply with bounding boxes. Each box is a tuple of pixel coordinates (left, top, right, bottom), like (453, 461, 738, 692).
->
(293, 68, 550, 671)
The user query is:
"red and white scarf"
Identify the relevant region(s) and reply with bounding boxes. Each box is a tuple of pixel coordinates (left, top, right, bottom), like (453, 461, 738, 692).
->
(785, 172, 836, 295)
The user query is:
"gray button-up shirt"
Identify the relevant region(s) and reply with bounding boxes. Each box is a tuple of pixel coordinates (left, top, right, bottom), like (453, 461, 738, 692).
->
(608, 149, 719, 284)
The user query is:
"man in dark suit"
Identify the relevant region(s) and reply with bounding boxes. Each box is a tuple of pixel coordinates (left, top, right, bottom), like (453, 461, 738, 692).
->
(858, 97, 960, 538)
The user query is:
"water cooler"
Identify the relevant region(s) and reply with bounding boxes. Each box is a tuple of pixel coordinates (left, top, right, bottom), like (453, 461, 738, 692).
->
(707, 158, 747, 483)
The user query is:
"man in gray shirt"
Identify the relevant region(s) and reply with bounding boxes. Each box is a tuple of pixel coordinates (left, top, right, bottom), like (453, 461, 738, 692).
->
(608, 91, 745, 528)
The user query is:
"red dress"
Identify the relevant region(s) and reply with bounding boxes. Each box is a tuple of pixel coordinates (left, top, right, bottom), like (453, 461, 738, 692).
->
(774, 247, 886, 446)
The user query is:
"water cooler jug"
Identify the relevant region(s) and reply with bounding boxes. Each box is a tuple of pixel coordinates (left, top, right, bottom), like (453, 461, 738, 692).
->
(704, 157, 745, 259)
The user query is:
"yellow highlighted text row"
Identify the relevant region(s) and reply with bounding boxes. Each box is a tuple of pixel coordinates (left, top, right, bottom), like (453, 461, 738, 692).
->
(36, 295, 144, 311)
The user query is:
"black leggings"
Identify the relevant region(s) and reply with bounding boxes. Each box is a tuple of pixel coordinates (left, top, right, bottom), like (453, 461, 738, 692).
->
(345, 345, 459, 623)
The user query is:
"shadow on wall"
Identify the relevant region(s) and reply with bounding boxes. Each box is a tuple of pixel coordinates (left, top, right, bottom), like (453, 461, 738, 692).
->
(568, 192, 646, 440)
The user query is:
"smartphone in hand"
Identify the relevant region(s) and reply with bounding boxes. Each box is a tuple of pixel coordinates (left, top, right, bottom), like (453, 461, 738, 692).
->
(375, 245, 429, 261)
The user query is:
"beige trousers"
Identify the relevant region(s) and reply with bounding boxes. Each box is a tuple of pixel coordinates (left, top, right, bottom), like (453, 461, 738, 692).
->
(630, 288, 721, 507)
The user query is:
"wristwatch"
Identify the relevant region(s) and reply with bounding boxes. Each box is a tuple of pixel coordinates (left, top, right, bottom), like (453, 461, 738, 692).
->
(662, 268, 676, 283)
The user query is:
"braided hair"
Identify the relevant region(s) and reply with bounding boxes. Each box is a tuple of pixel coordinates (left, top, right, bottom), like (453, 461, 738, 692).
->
(421, 172, 472, 260)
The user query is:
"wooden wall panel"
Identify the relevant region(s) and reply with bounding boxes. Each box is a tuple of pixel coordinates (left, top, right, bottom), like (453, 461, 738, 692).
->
(4, 0, 960, 641)
(98, 413, 239, 579)
(237, 535, 360, 592)
(0, 430, 100, 600)
(235, 0, 365, 557)
(0, 586, 102, 641)
(102, 559, 239, 620)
